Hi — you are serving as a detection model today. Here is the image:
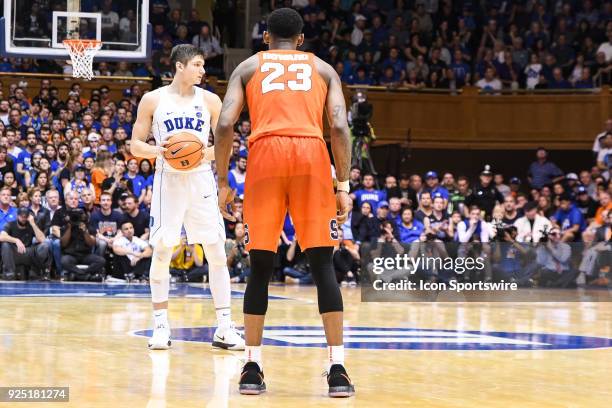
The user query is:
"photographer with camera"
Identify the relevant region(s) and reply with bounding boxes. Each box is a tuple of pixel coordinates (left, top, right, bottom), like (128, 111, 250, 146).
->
(492, 225, 537, 286)
(535, 227, 578, 287)
(282, 234, 313, 285)
(514, 201, 553, 243)
(169, 230, 207, 283)
(51, 191, 105, 281)
(363, 220, 407, 283)
(226, 222, 250, 283)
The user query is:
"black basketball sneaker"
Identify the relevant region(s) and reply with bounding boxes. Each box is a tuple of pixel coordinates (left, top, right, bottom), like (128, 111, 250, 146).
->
(326, 364, 355, 397)
(239, 362, 266, 395)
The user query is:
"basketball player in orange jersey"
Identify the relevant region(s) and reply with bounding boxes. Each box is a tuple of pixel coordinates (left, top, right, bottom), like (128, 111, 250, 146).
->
(131, 44, 244, 351)
(215, 8, 354, 397)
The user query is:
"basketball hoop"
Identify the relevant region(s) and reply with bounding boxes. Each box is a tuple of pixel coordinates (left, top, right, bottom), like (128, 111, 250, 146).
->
(62, 39, 102, 80)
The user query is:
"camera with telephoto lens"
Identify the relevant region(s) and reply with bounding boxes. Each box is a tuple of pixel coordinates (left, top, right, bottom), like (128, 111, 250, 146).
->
(493, 220, 515, 242)
(68, 208, 87, 226)
(350, 91, 373, 138)
(539, 225, 551, 243)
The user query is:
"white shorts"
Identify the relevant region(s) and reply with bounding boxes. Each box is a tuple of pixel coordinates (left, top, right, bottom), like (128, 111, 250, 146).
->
(149, 169, 226, 248)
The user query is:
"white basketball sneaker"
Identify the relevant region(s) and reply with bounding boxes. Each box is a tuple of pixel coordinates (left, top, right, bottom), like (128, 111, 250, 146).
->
(148, 324, 172, 350)
(212, 323, 245, 350)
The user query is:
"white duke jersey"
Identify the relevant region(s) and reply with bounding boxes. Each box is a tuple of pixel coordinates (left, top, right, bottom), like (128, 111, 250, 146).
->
(151, 85, 212, 173)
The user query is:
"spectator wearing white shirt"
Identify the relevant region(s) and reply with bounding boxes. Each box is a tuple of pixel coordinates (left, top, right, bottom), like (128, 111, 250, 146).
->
(514, 201, 553, 243)
(0, 100, 9, 125)
(596, 133, 612, 178)
(111, 221, 152, 282)
(100, 0, 119, 41)
(524, 53, 542, 89)
(457, 205, 491, 243)
(351, 15, 366, 47)
(192, 25, 223, 58)
(592, 119, 612, 155)
(596, 30, 612, 62)
(476, 67, 502, 93)
(191, 24, 224, 75)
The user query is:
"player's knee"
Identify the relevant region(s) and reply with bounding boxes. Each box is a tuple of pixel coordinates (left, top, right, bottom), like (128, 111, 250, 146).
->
(203, 240, 226, 267)
(306, 247, 344, 314)
(243, 250, 275, 315)
(150, 244, 172, 280)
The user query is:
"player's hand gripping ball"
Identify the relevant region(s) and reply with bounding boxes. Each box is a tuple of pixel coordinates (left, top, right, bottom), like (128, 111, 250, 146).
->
(163, 132, 204, 170)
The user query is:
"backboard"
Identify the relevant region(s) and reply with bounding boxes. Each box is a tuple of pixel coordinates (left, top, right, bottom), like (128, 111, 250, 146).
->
(1, 0, 151, 62)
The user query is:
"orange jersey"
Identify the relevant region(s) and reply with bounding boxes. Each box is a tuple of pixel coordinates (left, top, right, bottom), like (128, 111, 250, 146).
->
(246, 50, 327, 144)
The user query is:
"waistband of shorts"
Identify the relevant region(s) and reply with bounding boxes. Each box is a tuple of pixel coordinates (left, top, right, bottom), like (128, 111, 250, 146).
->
(248, 134, 325, 149)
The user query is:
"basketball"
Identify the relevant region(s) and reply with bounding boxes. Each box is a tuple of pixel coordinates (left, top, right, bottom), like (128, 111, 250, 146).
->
(163, 133, 204, 170)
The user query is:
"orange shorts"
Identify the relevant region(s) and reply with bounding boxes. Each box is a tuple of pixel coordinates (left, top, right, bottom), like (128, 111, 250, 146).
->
(243, 136, 338, 252)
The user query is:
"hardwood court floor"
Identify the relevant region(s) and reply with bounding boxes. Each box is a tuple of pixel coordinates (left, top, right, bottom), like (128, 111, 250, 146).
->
(0, 282, 610, 407)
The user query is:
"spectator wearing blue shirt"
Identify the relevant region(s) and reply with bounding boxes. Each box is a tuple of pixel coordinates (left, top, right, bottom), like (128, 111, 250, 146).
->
(449, 49, 471, 88)
(574, 67, 594, 88)
(382, 48, 405, 79)
(351, 173, 386, 210)
(228, 153, 247, 198)
(379, 66, 401, 86)
(370, 15, 388, 48)
(350, 66, 375, 85)
(111, 108, 133, 136)
(20, 102, 43, 134)
(124, 158, 147, 204)
(553, 193, 587, 241)
(397, 207, 424, 243)
(342, 50, 361, 81)
(548, 67, 572, 89)
(527, 148, 565, 189)
(152, 23, 168, 51)
(423, 171, 449, 203)
(0, 187, 18, 231)
(15, 133, 38, 187)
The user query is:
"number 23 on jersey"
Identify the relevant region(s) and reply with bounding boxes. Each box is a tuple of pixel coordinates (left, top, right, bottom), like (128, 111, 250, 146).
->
(260, 62, 313, 94)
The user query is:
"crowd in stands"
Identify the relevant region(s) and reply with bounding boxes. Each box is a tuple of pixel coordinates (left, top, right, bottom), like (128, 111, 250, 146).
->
(4, 0, 226, 78)
(0, 76, 610, 289)
(0, 1, 610, 289)
(5, 0, 612, 91)
(253, 0, 612, 91)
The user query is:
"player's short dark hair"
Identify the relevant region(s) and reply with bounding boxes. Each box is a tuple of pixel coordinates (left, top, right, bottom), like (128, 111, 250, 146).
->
(267, 8, 303, 39)
(170, 44, 205, 72)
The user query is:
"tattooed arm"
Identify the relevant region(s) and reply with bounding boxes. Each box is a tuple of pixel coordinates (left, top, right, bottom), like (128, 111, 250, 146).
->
(316, 57, 351, 183)
(316, 56, 352, 223)
(215, 70, 244, 188)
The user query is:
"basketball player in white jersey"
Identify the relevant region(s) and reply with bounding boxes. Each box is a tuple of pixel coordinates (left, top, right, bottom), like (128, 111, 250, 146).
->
(131, 44, 244, 350)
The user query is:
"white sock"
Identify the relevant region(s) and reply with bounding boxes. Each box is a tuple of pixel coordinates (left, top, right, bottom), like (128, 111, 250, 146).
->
(153, 309, 169, 329)
(245, 345, 262, 369)
(216, 307, 232, 331)
(328, 345, 344, 369)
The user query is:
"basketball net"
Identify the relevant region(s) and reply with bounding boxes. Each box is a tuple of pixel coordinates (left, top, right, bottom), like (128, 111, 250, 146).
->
(63, 39, 102, 80)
